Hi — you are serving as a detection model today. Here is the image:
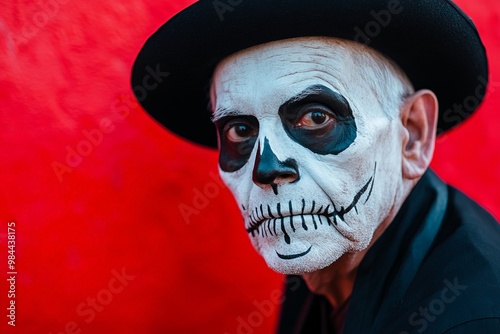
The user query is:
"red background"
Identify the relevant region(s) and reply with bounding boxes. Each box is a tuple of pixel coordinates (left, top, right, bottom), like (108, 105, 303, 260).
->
(0, 1, 498, 333)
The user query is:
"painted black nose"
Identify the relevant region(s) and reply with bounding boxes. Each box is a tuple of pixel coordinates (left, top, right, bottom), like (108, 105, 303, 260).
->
(252, 138, 299, 194)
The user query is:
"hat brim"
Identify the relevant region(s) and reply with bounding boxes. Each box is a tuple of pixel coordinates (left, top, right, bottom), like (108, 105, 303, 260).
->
(132, 0, 488, 148)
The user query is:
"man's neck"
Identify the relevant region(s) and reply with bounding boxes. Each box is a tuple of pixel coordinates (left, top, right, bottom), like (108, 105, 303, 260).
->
(302, 249, 366, 309)
(301, 180, 414, 309)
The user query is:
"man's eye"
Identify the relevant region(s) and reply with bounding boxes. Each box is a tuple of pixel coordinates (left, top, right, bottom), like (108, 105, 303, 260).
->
(295, 107, 335, 129)
(226, 123, 257, 142)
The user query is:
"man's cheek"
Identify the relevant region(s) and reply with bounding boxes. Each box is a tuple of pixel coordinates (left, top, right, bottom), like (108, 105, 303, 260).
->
(219, 168, 251, 211)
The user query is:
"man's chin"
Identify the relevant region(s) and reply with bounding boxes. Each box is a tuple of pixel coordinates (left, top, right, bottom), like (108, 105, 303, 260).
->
(258, 242, 348, 275)
(249, 221, 376, 274)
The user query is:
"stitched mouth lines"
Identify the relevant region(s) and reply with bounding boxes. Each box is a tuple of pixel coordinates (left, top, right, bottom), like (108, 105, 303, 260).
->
(245, 200, 333, 244)
(245, 162, 377, 245)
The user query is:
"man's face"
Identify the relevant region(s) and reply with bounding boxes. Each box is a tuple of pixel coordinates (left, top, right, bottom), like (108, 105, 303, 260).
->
(211, 38, 405, 274)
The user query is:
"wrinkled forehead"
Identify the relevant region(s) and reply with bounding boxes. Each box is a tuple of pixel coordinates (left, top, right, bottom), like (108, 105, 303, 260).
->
(210, 37, 377, 117)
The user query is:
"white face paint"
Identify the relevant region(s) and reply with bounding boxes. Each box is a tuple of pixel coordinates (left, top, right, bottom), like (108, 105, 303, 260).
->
(211, 37, 408, 275)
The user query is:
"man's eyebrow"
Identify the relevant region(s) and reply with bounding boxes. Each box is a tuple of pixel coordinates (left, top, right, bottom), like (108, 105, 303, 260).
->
(211, 85, 340, 123)
(279, 84, 351, 116)
(286, 85, 326, 104)
(211, 107, 242, 123)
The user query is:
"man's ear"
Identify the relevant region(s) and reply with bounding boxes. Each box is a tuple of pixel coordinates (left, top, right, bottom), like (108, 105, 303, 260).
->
(400, 89, 439, 180)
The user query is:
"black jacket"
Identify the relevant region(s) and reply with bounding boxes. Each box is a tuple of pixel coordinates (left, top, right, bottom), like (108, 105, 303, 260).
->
(278, 170, 500, 333)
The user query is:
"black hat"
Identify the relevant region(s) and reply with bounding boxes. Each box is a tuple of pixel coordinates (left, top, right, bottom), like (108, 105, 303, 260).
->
(131, 0, 488, 148)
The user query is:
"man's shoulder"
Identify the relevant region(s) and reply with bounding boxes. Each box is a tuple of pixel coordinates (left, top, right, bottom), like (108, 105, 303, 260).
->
(390, 183, 500, 333)
(277, 177, 500, 334)
(436, 183, 500, 275)
(445, 183, 500, 236)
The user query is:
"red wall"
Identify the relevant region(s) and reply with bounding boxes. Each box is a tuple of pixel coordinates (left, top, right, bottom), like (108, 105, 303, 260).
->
(0, 1, 498, 333)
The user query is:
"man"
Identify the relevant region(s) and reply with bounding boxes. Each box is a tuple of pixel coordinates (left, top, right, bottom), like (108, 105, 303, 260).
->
(132, 0, 500, 333)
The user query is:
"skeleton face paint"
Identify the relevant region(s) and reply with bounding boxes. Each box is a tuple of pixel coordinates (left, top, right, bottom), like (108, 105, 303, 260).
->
(211, 37, 407, 274)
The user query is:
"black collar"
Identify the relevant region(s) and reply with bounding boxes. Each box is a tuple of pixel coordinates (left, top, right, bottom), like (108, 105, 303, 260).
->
(344, 169, 448, 333)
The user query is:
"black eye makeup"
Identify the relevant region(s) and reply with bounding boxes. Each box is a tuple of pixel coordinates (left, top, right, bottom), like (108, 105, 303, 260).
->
(215, 85, 356, 172)
(279, 84, 357, 155)
(216, 115, 259, 172)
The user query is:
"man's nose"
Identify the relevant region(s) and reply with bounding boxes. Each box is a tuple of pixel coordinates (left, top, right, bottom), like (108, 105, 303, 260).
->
(252, 137, 299, 195)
